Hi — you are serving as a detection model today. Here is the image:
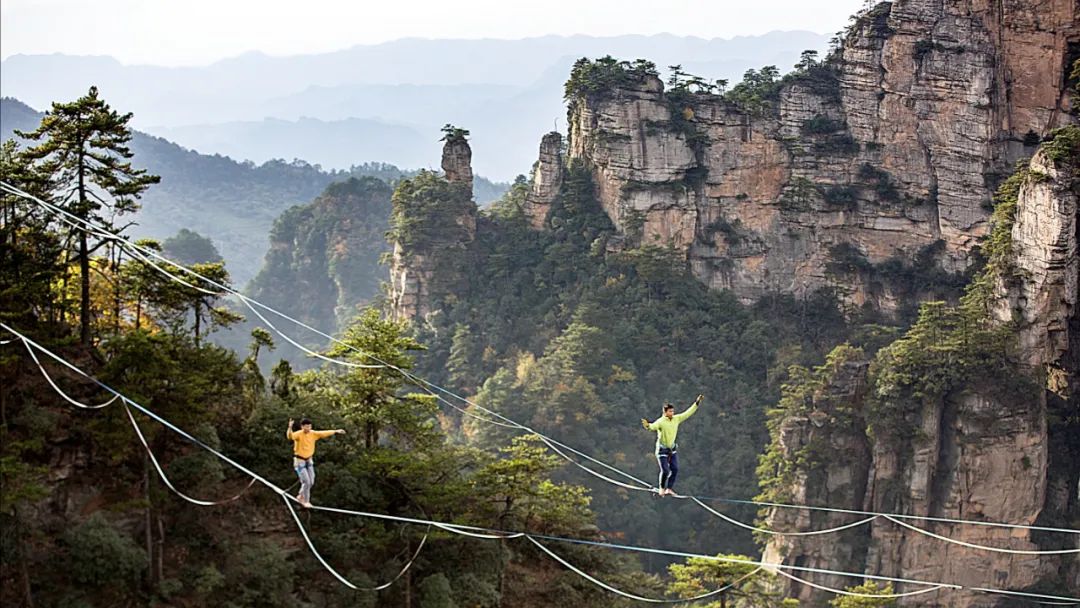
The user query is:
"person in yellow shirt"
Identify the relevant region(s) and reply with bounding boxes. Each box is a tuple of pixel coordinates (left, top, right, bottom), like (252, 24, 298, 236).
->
(641, 395, 702, 496)
(287, 417, 345, 507)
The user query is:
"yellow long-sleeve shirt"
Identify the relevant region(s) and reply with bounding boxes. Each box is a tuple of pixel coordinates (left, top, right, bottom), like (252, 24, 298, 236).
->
(287, 428, 337, 459)
(647, 402, 698, 450)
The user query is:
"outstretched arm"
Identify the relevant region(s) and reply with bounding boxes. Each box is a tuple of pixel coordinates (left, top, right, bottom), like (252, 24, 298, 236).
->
(642, 418, 661, 431)
(314, 429, 346, 439)
(675, 394, 703, 423)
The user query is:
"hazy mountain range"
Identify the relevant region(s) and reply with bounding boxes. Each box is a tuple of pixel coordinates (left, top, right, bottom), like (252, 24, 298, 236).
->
(1, 32, 828, 179)
(0, 97, 506, 286)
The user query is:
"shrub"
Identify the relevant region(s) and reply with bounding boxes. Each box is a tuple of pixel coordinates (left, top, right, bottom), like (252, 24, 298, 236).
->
(418, 573, 458, 608)
(64, 513, 147, 593)
(801, 115, 843, 135)
(222, 538, 295, 608)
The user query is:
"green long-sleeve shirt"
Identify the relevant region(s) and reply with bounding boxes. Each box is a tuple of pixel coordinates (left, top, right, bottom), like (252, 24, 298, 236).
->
(647, 402, 698, 450)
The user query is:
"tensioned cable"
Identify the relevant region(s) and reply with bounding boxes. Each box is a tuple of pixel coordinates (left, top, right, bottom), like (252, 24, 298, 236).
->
(527, 535, 764, 604)
(12, 179, 1079, 544)
(1, 182, 387, 372)
(23, 339, 120, 409)
(5, 182, 656, 485)
(9, 324, 752, 602)
(882, 515, 1080, 556)
(688, 496, 881, 537)
(7, 323, 426, 593)
(971, 588, 1080, 606)
(5, 324, 1079, 605)
(125, 402, 257, 506)
(235, 294, 384, 369)
(6, 181, 1079, 541)
(9, 181, 1079, 545)
(37, 200, 386, 372)
(122, 244, 223, 297)
(283, 495, 430, 591)
(390, 368, 1080, 539)
(773, 569, 949, 599)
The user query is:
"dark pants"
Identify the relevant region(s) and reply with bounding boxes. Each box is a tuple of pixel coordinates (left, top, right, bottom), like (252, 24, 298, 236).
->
(657, 447, 679, 489)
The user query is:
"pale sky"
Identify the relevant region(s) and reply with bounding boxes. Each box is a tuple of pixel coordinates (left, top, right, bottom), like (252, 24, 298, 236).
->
(1, 0, 864, 66)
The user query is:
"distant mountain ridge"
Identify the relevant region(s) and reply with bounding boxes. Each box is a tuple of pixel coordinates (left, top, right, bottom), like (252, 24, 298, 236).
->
(1, 32, 828, 178)
(0, 97, 507, 285)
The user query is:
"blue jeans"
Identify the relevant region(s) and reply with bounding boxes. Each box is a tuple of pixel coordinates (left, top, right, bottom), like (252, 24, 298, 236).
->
(656, 447, 679, 490)
(294, 457, 315, 502)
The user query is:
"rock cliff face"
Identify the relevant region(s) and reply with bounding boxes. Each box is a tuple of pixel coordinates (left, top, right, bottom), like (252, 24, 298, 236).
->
(441, 136, 474, 193)
(558, 0, 1078, 312)
(759, 353, 874, 593)
(389, 137, 478, 322)
(247, 177, 393, 331)
(761, 133, 1080, 606)
(524, 132, 564, 229)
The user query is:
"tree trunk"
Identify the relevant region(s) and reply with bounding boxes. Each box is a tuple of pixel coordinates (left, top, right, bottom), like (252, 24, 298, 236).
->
(112, 246, 122, 334)
(365, 422, 377, 449)
(79, 229, 90, 345)
(497, 539, 506, 608)
(144, 454, 155, 588)
(78, 158, 91, 345)
(155, 515, 165, 584)
(193, 301, 201, 346)
(403, 561, 412, 608)
(14, 506, 35, 608)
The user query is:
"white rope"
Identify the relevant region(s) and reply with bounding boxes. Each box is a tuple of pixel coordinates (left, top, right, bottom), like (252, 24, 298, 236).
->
(7, 322, 1079, 605)
(970, 587, 1080, 605)
(20, 337, 120, 409)
(125, 402, 257, 506)
(774, 569, 949, 599)
(432, 391, 522, 429)
(284, 494, 361, 589)
(6, 181, 1080, 540)
(689, 496, 881, 537)
(534, 434, 654, 492)
(883, 515, 1080, 555)
(527, 535, 762, 603)
(120, 242, 223, 296)
(431, 523, 524, 539)
(236, 295, 384, 369)
(283, 495, 430, 591)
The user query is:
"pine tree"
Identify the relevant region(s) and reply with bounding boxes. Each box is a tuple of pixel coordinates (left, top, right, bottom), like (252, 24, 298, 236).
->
(0, 139, 62, 324)
(17, 87, 160, 344)
(324, 307, 436, 450)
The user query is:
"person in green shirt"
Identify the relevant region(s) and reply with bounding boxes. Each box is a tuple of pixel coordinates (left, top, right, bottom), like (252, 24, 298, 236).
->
(641, 394, 702, 496)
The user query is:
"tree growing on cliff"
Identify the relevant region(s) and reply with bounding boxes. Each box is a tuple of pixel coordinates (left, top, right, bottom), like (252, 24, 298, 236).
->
(667, 554, 796, 607)
(0, 139, 63, 325)
(162, 228, 223, 266)
(323, 307, 436, 450)
(440, 124, 470, 144)
(829, 582, 897, 607)
(17, 87, 160, 345)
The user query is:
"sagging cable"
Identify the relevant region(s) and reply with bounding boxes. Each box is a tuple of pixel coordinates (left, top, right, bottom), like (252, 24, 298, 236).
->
(773, 569, 951, 599)
(8, 322, 1080, 604)
(527, 535, 762, 604)
(883, 515, 1080, 555)
(237, 295, 385, 369)
(689, 496, 881, 537)
(283, 495, 430, 591)
(125, 402, 257, 506)
(19, 337, 119, 409)
(15, 180, 1072, 540)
